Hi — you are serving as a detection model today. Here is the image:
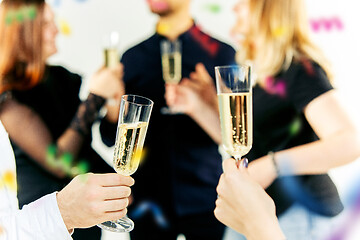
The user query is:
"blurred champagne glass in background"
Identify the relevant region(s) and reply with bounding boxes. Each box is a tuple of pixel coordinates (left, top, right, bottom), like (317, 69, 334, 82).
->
(160, 39, 182, 114)
(103, 31, 120, 68)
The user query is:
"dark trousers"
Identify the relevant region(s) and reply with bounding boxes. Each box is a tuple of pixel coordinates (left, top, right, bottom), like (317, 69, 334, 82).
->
(130, 212, 225, 240)
(72, 226, 101, 240)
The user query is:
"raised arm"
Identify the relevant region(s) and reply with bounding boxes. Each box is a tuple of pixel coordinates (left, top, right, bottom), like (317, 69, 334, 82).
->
(0, 66, 123, 178)
(248, 90, 360, 188)
(165, 83, 222, 144)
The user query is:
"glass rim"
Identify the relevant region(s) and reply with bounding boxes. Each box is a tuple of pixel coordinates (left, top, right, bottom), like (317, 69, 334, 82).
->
(121, 94, 154, 107)
(215, 64, 251, 71)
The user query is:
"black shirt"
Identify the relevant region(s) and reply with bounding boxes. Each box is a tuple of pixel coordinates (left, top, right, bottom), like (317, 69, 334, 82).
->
(248, 60, 343, 216)
(101, 24, 236, 216)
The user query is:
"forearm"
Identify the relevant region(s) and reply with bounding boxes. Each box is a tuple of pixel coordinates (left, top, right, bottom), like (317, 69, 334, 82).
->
(58, 93, 106, 155)
(248, 128, 360, 189)
(245, 217, 286, 240)
(0, 93, 105, 178)
(103, 100, 120, 124)
(42, 93, 106, 177)
(188, 100, 222, 144)
(276, 129, 360, 175)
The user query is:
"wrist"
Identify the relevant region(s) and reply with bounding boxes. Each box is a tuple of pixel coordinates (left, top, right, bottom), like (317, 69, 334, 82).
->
(268, 151, 280, 177)
(246, 215, 285, 240)
(69, 93, 106, 136)
(56, 191, 74, 230)
(188, 97, 209, 118)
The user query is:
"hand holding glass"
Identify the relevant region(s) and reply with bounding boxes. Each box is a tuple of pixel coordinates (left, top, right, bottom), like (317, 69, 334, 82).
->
(215, 65, 252, 164)
(98, 95, 153, 232)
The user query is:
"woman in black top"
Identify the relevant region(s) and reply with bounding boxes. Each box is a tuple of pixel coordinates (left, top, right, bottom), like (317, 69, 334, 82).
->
(0, 1, 123, 239)
(166, 0, 360, 239)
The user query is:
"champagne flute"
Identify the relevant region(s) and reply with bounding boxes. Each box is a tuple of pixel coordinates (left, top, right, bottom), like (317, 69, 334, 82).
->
(215, 65, 252, 165)
(97, 94, 153, 232)
(160, 39, 182, 114)
(103, 31, 120, 68)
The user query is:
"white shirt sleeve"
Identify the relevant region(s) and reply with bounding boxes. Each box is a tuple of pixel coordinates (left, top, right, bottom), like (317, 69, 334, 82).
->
(0, 192, 73, 240)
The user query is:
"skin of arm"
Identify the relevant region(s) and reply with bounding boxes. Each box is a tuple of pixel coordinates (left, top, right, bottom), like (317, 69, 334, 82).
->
(165, 83, 222, 144)
(164, 62, 221, 143)
(214, 158, 286, 240)
(248, 90, 360, 188)
(103, 63, 125, 124)
(181, 63, 219, 111)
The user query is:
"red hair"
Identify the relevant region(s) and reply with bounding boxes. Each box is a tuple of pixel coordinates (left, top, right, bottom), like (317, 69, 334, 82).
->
(0, 0, 45, 94)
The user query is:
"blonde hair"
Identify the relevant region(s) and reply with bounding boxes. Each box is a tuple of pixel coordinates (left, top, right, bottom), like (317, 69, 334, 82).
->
(236, 0, 333, 83)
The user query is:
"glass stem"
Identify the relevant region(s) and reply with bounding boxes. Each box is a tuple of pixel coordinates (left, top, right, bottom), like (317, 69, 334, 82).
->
(234, 156, 242, 168)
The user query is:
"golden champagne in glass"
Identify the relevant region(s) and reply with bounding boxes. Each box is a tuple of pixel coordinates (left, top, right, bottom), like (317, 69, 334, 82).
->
(215, 65, 252, 163)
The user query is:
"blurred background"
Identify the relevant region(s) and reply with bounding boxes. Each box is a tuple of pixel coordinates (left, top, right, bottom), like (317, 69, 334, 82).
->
(46, 0, 360, 239)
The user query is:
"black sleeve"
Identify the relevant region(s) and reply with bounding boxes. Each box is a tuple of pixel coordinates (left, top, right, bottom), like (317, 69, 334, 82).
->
(99, 117, 118, 147)
(286, 62, 334, 112)
(217, 44, 237, 66)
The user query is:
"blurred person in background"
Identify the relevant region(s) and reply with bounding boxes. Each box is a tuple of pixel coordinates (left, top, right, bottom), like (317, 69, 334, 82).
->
(100, 0, 236, 239)
(0, 0, 124, 239)
(166, 0, 360, 239)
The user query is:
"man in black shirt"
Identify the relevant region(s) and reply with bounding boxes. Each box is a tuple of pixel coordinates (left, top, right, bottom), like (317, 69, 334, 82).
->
(101, 0, 235, 239)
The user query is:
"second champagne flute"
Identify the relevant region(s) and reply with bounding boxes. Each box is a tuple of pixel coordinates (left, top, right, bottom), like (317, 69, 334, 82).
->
(160, 39, 182, 114)
(215, 65, 252, 165)
(97, 94, 153, 232)
(103, 31, 120, 68)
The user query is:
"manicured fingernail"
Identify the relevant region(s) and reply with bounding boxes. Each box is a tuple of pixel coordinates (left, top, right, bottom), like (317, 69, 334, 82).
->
(242, 158, 249, 168)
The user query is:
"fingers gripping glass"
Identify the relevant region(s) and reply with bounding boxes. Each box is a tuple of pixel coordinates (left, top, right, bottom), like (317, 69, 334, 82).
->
(97, 95, 153, 233)
(215, 65, 253, 165)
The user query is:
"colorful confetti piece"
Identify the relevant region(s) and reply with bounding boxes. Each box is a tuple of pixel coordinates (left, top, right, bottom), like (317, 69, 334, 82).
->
(157, 23, 170, 35)
(51, 0, 88, 8)
(310, 17, 344, 33)
(26, 6, 37, 20)
(46, 145, 90, 178)
(3, 170, 17, 192)
(272, 26, 287, 38)
(203, 3, 222, 14)
(4, 6, 37, 25)
(301, 59, 316, 76)
(0, 170, 17, 192)
(289, 117, 302, 137)
(264, 76, 287, 98)
(130, 200, 169, 229)
(59, 20, 71, 36)
(0, 225, 5, 236)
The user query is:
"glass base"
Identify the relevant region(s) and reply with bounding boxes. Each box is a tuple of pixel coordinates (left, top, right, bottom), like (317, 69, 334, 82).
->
(97, 216, 134, 233)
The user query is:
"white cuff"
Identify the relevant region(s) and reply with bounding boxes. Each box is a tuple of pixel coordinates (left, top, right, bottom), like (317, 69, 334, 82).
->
(23, 192, 73, 240)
